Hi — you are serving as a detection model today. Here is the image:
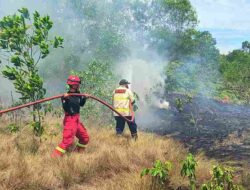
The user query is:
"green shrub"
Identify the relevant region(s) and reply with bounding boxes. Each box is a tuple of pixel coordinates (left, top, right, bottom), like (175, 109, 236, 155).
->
(181, 153, 197, 190)
(201, 165, 244, 190)
(141, 160, 172, 189)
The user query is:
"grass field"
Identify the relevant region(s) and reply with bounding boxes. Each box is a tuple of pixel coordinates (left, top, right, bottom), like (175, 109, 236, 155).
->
(0, 114, 248, 190)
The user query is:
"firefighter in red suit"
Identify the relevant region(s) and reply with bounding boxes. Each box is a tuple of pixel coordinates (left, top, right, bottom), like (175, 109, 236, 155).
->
(51, 75, 89, 157)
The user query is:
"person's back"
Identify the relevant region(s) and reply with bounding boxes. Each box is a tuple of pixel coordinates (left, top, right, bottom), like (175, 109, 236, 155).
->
(112, 79, 138, 140)
(113, 85, 134, 117)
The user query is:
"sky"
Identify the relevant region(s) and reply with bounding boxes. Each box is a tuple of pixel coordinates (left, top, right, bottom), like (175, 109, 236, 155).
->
(0, 0, 249, 54)
(190, 0, 250, 54)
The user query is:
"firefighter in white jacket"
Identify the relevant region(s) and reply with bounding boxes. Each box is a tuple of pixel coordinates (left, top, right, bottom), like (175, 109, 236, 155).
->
(112, 79, 138, 140)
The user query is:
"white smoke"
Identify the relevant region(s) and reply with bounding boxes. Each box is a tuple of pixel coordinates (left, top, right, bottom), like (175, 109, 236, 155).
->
(114, 54, 170, 127)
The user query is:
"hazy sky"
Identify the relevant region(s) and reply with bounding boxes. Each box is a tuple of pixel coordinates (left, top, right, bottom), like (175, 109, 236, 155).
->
(190, 0, 250, 54)
(0, 0, 249, 54)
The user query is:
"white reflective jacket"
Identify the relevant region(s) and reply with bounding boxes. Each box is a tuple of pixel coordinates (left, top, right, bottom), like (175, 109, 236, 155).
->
(112, 86, 135, 116)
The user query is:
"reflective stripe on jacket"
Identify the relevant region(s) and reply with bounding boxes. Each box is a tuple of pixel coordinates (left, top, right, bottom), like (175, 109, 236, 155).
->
(112, 86, 135, 116)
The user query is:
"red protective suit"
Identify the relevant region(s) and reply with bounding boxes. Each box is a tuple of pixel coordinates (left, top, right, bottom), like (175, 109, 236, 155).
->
(52, 76, 89, 158)
(52, 114, 89, 157)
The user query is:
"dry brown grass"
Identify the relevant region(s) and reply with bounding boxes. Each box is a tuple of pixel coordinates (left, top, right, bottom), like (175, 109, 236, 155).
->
(0, 115, 244, 190)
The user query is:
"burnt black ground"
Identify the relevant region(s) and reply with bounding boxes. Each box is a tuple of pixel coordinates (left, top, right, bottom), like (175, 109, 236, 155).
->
(140, 93, 250, 165)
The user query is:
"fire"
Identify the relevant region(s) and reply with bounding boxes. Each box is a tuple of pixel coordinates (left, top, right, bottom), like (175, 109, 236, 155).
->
(157, 100, 170, 109)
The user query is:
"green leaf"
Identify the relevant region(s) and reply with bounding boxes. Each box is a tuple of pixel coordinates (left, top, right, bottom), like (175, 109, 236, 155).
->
(201, 184, 209, 190)
(141, 168, 149, 177)
(53, 37, 59, 48)
(7, 123, 19, 133)
(18, 7, 30, 19)
(33, 11, 40, 19)
(151, 169, 159, 177)
(10, 55, 22, 66)
(32, 121, 44, 137)
(2, 66, 17, 80)
(53, 36, 64, 48)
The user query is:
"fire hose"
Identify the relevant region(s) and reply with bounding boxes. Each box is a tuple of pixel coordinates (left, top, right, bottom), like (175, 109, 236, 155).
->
(0, 93, 135, 123)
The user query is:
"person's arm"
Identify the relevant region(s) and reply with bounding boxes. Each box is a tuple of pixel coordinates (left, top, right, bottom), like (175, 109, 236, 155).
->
(61, 93, 69, 110)
(127, 89, 135, 104)
(128, 89, 139, 111)
(79, 96, 87, 107)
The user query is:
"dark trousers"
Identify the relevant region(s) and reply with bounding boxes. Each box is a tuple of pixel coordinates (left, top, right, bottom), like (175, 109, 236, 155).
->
(115, 116, 137, 135)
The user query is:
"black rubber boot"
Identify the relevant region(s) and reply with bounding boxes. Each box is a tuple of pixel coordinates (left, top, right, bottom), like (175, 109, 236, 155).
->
(131, 133, 138, 141)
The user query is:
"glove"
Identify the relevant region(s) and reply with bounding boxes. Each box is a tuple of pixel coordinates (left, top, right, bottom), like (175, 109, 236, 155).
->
(133, 104, 138, 111)
(63, 93, 69, 98)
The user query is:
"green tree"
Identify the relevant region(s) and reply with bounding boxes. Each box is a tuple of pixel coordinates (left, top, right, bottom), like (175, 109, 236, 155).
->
(73, 60, 116, 124)
(164, 30, 220, 96)
(30, 0, 220, 102)
(146, 0, 198, 60)
(242, 41, 250, 53)
(68, 0, 199, 62)
(0, 8, 63, 136)
(133, 1, 221, 97)
(68, 0, 129, 62)
(219, 49, 250, 103)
